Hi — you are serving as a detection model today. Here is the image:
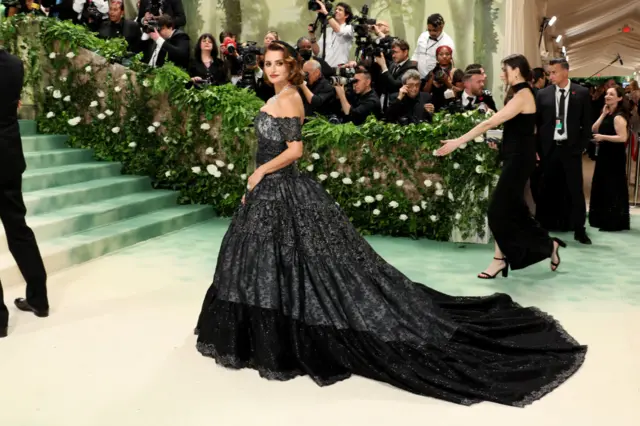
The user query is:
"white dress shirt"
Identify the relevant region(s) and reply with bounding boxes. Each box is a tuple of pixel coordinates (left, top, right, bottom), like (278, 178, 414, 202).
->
(317, 22, 354, 67)
(462, 90, 476, 108)
(411, 31, 455, 78)
(554, 80, 571, 141)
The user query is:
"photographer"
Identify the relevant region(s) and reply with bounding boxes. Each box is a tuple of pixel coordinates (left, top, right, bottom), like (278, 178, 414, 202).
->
(374, 39, 418, 110)
(296, 36, 333, 78)
(308, 0, 354, 67)
(421, 45, 456, 112)
(73, 0, 108, 30)
(385, 69, 434, 125)
(334, 69, 380, 125)
(137, 0, 185, 29)
(411, 13, 455, 79)
(141, 14, 190, 70)
(299, 59, 338, 118)
(3, 0, 48, 17)
(97, 1, 140, 53)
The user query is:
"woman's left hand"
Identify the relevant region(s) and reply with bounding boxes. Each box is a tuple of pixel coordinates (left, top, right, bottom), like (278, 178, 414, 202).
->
(247, 169, 265, 191)
(436, 139, 461, 156)
(593, 134, 605, 142)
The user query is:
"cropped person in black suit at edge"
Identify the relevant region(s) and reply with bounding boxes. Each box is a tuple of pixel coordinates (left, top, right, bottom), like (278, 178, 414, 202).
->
(189, 34, 229, 88)
(536, 58, 592, 244)
(373, 38, 418, 111)
(0, 49, 50, 338)
(298, 59, 338, 119)
(97, 1, 141, 54)
(385, 69, 434, 124)
(141, 14, 190, 70)
(137, 0, 185, 29)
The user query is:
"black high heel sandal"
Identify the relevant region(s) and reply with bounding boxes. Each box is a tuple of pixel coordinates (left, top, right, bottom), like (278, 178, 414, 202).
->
(550, 238, 567, 272)
(478, 257, 509, 279)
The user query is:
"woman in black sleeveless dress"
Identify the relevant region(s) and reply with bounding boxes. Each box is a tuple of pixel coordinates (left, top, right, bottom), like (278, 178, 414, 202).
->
(589, 86, 630, 231)
(437, 55, 564, 278)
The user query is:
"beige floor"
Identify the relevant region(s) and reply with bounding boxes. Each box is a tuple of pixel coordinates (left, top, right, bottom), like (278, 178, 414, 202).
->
(1, 219, 639, 426)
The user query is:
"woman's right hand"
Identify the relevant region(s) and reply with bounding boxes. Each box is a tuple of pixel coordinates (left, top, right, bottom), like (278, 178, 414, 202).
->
(191, 77, 203, 83)
(602, 104, 610, 115)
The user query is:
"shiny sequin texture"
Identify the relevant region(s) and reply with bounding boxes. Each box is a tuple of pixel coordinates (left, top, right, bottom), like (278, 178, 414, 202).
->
(195, 111, 587, 407)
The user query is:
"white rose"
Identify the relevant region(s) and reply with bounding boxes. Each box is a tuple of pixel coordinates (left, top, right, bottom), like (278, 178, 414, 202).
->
(206, 164, 218, 175)
(435, 189, 444, 196)
(318, 174, 328, 181)
(338, 157, 347, 164)
(153, 121, 161, 128)
(240, 174, 247, 180)
(128, 142, 137, 148)
(46, 112, 55, 118)
(165, 170, 172, 177)
(423, 179, 433, 187)
(85, 65, 92, 73)
(143, 79, 151, 87)
(353, 201, 362, 207)
(63, 95, 71, 102)
(66, 52, 75, 58)
(90, 101, 98, 107)
(97, 90, 105, 98)
(372, 209, 381, 216)
(399, 214, 408, 221)
(223, 193, 230, 200)
(105, 110, 113, 116)
(459, 143, 467, 149)
(97, 113, 106, 120)
(357, 176, 366, 183)
(306, 164, 314, 172)
(212, 171, 222, 178)
(227, 164, 234, 171)
(60, 76, 67, 82)
(475, 165, 485, 174)
(448, 191, 455, 201)
(147, 126, 156, 133)
(311, 152, 320, 160)
(67, 117, 81, 126)
(121, 74, 128, 80)
(200, 123, 211, 130)
(375, 194, 383, 201)
(205, 147, 214, 155)
(215, 160, 225, 168)
(435, 182, 443, 190)
(53, 90, 62, 99)
(389, 201, 399, 208)
(475, 154, 484, 162)
(453, 162, 460, 169)
(420, 200, 428, 209)
(395, 180, 404, 187)
(412, 205, 420, 213)
(364, 196, 375, 204)
(330, 171, 340, 179)
(454, 213, 462, 221)
(111, 127, 120, 134)
(342, 177, 353, 185)
(432, 149, 439, 156)
(46, 86, 53, 91)
(430, 215, 438, 222)
(191, 166, 201, 174)
(373, 172, 380, 180)
(48, 52, 56, 59)
(474, 136, 484, 143)
(114, 86, 122, 93)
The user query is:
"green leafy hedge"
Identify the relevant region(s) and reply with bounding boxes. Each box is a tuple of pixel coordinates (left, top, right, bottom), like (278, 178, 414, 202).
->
(1, 15, 500, 241)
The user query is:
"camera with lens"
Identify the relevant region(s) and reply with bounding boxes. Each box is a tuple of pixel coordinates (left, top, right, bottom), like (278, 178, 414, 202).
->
(333, 67, 356, 78)
(329, 76, 356, 86)
(239, 42, 262, 68)
(142, 19, 160, 33)
(308, 0, 332, 12)
(432, 67, 448, 83)
(374, 36, 396, 62)
(351, 5, 379, 61)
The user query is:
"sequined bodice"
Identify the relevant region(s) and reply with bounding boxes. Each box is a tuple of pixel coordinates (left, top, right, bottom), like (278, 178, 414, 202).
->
(254, 111, 303, 174)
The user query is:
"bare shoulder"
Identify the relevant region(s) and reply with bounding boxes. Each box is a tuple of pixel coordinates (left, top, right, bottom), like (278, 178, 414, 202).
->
(614, 114, 628, 126)
(278, 89, 305, 121)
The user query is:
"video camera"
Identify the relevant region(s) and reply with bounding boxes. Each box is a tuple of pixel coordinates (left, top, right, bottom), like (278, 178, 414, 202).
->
(308, 0, 332, 13)
(351, 5, 380, 62)
(142, 19, 160, 33)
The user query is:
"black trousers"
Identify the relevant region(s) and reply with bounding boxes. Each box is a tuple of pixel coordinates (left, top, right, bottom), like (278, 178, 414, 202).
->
(539, 144, 587, 232)
(0, 176, 48, 327)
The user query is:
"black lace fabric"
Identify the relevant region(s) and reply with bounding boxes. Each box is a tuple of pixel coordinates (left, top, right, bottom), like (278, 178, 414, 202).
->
(195, 111, 587, 407)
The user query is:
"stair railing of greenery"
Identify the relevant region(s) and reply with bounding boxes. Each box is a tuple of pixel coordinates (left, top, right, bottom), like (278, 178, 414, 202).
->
(1, 15, 500, 242)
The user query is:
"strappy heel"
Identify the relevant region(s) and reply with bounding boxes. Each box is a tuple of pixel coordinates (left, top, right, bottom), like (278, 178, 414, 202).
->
(550, 238, 567, 272)
(478, 257, 509, 279)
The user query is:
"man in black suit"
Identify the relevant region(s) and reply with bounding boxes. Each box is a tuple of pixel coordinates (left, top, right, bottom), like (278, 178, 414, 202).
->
(374, 39, 418, 111)
(137, 0, 185, 28)
(97, 0, 141, 54)
(385, 69, 435, 124)
(0, 49, 50, 338)
(141, 14, 190, 70)
(535, 58, 592, 244)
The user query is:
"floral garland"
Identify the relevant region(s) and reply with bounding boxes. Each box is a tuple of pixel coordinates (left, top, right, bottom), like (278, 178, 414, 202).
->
(2, 15, 501, 241)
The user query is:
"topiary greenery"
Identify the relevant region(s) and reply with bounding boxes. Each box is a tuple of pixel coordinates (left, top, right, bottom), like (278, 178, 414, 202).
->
(1, 15, 500, 242)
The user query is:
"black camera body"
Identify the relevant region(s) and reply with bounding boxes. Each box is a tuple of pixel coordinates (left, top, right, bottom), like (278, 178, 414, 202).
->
(142, 19, 160, 33)
(239, 42, 261, 68)
(308, 0, 332, 13)
(351, 5, 379, 62)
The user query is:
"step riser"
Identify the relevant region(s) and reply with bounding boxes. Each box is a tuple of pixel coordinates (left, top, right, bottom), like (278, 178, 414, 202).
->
(26, 150, 94, 170)
(21, 135, 68, 152)
(23, 163, 122, 192)
(0, 207, 212, 286)
(0, 192, 179, 254)
(23, 177, 152, 216)
(19, 120, 38, 136)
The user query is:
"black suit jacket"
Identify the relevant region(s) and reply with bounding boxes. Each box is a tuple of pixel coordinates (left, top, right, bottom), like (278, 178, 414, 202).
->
(137, 0, 186, 28)
(536, 82, 591, 156)
(141, 29, 190, 70)
(380, 60, 419, 95)
(385, 91, 433, 124)
(0, 50, 26, 184)
(97, 19, 141, 53)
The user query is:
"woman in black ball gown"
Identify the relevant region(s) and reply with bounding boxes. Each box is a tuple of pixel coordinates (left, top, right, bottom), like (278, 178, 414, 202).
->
(195, 45, 586, 407)
(589, 85, 631, 231)
(438, 55, 566, 279)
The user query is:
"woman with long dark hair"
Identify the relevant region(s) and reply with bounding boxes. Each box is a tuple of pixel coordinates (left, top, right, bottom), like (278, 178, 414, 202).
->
(195, 46, 586, 407)
(589, 85, 631, 231)
(189, 33, 228, 87)
(438, 54, 565, 278)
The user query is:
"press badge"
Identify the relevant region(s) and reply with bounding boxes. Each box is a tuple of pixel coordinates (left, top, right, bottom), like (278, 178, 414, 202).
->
(555, 119, 563, 130)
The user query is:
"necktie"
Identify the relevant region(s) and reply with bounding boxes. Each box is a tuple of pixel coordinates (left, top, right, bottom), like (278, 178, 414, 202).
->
(466, 96, 474, 110)
(558, 89, 566, 135)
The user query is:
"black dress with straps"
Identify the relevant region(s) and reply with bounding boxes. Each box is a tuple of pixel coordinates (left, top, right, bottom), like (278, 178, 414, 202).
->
(489, 82, 555, 269)
(194, 109, 586, 407)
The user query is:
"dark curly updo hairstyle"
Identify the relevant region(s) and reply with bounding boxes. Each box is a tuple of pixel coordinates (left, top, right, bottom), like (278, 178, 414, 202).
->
(264, 41, 306, 87)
